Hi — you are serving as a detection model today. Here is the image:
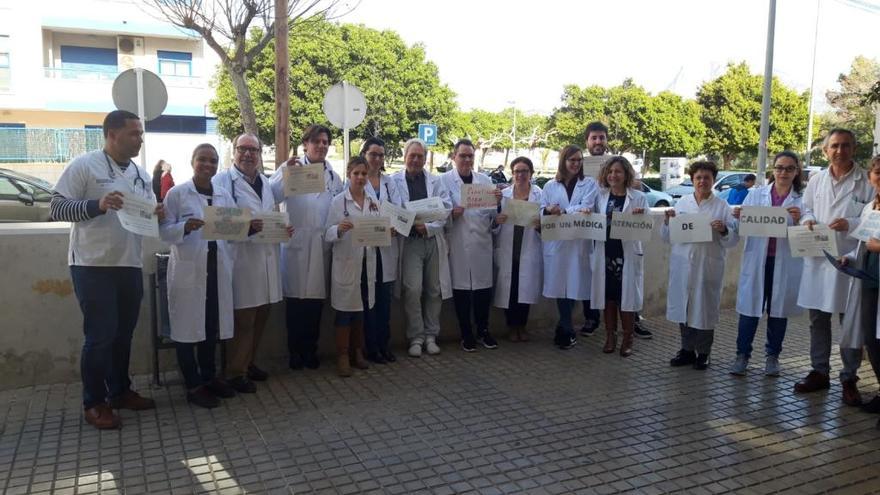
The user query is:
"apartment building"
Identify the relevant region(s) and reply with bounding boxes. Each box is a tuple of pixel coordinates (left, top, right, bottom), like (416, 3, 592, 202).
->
(0, 0, 225, 183)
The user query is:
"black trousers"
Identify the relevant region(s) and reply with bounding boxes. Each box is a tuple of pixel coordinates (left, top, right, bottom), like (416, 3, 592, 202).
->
(285, 298, 323, 361)
(452, 288, 492, 338)
(505, 255, 530, 326)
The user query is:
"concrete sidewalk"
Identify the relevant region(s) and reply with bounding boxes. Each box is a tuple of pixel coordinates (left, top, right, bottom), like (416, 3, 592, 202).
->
(1, 310, 878, 494)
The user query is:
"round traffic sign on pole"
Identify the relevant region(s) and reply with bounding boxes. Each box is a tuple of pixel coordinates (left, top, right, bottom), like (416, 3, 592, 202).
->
(322, 81, 367, 129)
(112, 68, 168, 122)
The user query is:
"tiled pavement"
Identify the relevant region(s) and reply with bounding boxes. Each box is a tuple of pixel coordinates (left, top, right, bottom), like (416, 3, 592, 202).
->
(1, 310, 879, 495)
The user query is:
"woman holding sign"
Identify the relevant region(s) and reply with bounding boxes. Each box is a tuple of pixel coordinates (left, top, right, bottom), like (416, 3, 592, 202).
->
(361, 137, 400, 363)
(838, 156, 880, 418)
(271, 125, 345, 371)
(325, 156, 379, 377)
(542, 145, 599, 349)
(729, 151, 804, 376)
(589, 157, 648, 357)
(160, 144, 243, 408)
(662, 161, 738, 370)
(493, 157, 543, 342)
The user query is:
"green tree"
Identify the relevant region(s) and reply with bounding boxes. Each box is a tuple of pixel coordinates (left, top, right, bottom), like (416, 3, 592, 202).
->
(697, 62, 808, 168)
(209, 19, 457, 158)
(547, 84, 607, 149)
(643, 91, 705, 167)
(822, 56, 880, 161)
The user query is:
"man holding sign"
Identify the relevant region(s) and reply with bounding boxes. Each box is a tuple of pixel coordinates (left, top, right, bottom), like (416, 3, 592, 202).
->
(440, 139, 502, 352)
(50, 110, 163, 429)
(391, 138, 453, 358)
(795, 129, 874, 406)
(662, 161, 738, 370)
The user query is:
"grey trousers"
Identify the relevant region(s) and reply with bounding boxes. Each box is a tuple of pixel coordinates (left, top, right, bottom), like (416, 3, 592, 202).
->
(680, 324, 714, 354)
(808, 309, 863, 381)
(402, 236, 442, 342)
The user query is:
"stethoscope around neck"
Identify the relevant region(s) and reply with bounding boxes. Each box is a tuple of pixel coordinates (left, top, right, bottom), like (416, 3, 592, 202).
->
(103, 152, 147, 193)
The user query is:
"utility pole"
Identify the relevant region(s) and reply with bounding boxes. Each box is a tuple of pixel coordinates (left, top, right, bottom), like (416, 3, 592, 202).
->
(274, 0, 290, 167)
(757, 0, 777, 184)
(805, 0, 821, 167)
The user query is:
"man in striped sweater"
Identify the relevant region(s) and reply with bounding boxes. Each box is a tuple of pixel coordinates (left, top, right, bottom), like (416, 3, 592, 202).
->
(51, 110, 164, 429)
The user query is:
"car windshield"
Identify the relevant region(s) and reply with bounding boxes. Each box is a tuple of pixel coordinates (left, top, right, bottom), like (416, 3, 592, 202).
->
(0, 169, 53, 189)
(679, 179, 692, 187)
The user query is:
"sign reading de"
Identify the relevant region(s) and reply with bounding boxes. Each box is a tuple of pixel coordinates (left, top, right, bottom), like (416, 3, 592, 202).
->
(418, 124, 437, 145)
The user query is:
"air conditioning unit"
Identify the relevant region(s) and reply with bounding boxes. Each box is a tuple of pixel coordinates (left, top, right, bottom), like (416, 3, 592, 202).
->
(117, 36, 143, 54)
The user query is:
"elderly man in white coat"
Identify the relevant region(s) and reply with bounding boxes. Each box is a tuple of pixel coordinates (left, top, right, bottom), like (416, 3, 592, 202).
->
(493, 157, 543, 342)
(729, 151, 805, 377)
(440, 139, 502, 352)
(213, 133, 291, 393)
(542, 144, 599, 349)
(796, 129, 875, 406)
(271, 124, 344, 370)
(839, 155, 880, 418)
(160, 143, 239, 409)
(662, 161, 739, 370)
(391, 138, 453, 357)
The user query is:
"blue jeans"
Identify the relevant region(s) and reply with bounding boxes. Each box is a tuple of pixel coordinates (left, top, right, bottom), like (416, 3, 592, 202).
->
(70, 266, 143, 409)
(555, 298, 576, 344)
(736, 315, 787, 358)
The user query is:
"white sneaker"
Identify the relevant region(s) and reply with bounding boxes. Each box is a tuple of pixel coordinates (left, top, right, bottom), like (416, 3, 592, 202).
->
(408, 340, 423, 358)
(765, 355, 780, 376)
(425, 338, 441, 355)
(729, 354, 748, 376)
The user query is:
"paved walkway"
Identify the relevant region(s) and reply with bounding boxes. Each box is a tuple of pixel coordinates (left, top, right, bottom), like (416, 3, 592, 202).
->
(1, 310, 878, 495)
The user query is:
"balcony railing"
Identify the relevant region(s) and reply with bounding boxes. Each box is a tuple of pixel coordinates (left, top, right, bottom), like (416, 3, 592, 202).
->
(43, 67, 204, 88)
(0, 128, 104, 163)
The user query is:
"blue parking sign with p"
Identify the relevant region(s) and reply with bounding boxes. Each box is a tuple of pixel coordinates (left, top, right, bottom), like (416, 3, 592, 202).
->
(418, 124, 437, 145)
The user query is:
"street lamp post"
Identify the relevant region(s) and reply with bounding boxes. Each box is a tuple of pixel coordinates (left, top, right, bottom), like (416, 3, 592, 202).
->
(508, 100, 517, 156)
(756, 0, 777, 184)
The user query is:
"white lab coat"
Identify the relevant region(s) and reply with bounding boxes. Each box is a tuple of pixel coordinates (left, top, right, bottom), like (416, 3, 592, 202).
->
(661, 193, 738, 330)
(493, 184, 543, 308)
(325, 189, 378, 312)
(53, 149, 155, 267)
(734, 185, 804, 318)
(270, 160, 344, 299)
(366, 173, 400, 283)
(840, 204, 880, 348)
(589, 188, 648, 312)
(213, 167, 282, 309)
(159, 180, 236, 343)
(440, 170, 496, 290)
(797, 166, 874, 313)
(541, 177, 599, 300)
(390, 169, 453, 299)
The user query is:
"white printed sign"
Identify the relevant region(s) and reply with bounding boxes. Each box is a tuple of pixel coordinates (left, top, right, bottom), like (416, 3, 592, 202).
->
(380, 200, 416, 236)
(202, 206, 251, 241)
(406, 197, 450, 224)
(540, 213, 606, 241)
(461, 183, 497, 209)
(116, 194, 159, 238)
(669, 214, 712, 244)
(503, 198, 541, 228)
(282, 162, 325, 196)
(851, 209, 880, 242)
(352, 216, 391, 248)
(788, 225, 839, 257)
(738, 206, 788, 238)
(609, 212, 654, 242)
(582, 155, 607, 179)
(251, 211, 290, 243)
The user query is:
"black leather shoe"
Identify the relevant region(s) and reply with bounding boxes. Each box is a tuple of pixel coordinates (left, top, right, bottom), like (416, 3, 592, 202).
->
(247, 365, 269, 381)
(381, 349, 397, 363)
(204, 378, 236, 399)
(669, 349, 696, 367)
(693, 354, 710, 370)
(228, 376, 256, 394)
(304, 354, 321, 370)
(367, 351, 387, 364)
(861, 395, 880, 414)
(289, 354, 304, 370)
(187, 386, 220, 409)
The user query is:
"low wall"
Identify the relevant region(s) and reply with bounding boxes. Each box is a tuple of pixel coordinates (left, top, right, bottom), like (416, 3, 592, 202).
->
(0, 221, 744, 390)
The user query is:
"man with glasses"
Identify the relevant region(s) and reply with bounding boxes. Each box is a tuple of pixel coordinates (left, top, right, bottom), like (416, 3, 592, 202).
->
(213, 133, 289, 393)
(796, 129, 873, 406)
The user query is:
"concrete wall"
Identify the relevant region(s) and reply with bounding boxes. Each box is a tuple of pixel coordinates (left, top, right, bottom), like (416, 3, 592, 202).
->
(0, 223, 744, 390)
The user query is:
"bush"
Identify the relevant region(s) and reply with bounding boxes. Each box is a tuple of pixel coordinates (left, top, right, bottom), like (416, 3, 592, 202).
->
(642, 177, 662, 191)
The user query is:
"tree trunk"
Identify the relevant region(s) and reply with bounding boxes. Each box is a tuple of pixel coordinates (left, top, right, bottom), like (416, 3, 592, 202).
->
(503, 148, 510, 166)
(723, 153, 733, 170)
(228, 63, 260, 137)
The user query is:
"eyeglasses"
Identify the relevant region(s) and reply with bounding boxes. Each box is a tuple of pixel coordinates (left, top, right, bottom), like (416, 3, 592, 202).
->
(512, 169, 531, 175)
(366, 152, 385, 159)
(774, 166, 797, 173)
(235, 146, 261, 155)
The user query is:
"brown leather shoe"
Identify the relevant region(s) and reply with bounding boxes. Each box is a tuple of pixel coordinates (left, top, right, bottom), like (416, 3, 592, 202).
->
(109, 390, 156, 411)
(793, 370, 830, 393)
(84, 404, 120, 430)
(842, 379, 863, 406)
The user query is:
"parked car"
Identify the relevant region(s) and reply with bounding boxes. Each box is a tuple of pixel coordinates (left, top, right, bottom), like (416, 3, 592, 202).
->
(664, 171, 752, 200)
(640, 182, 675, 207)
(0, 169, 54, 222)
